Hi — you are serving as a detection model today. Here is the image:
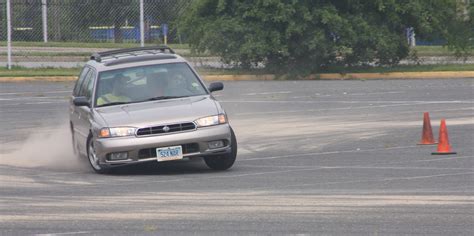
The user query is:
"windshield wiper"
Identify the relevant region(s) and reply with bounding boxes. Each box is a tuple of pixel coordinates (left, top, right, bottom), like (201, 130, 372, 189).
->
(97, 101, 130, 107)
(146, 95, 188, 101)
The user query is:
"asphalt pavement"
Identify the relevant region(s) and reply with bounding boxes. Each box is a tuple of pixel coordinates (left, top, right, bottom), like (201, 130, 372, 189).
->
(1, 79, 473, 235)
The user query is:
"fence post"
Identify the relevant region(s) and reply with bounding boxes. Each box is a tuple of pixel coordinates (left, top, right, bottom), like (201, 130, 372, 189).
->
(42, 0, 48, 43)
(139, 0, 144, 47)
(410, 28, 416, 47)
(6, 0, 12, 69)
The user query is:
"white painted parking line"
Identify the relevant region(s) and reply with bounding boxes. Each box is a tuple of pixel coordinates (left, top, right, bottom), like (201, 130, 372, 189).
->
(314, 171, 474, 185)
(0, 101, 66, 106)
(346, 91, 406, 96)
(3, 107, 66, 112)
(0, 90, 70, 96)
(320, 166, 473, 170)
(311, 155, 474, 168)
(244, 91, 292, 96)
(0, 96, 67, 101)
(233, 101, 474, 116)
(239, 145, 418, 162)
(236, 107, 473, 121)
(252, 171, 474, 190)
(35, 231, 90, 236)
(25, 101, 65, 105)
(306, 91, 406, 97)
(290, 189, 474, 194)
(237, 164, 474, 171)
(224, 100, 474, 104)
(380, 155, 474, 165)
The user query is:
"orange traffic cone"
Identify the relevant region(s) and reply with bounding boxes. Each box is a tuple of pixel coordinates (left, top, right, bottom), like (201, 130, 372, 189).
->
(432, 119, 457, 155)
(418, 112, 437, 145)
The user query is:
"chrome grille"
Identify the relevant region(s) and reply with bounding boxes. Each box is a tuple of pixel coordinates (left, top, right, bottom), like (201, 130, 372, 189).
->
(136, 122, 195, 136)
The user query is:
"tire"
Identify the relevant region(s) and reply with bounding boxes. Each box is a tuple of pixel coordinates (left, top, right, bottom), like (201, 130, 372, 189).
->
(204, 128, 237, 171)
(87, 136, 109, 174)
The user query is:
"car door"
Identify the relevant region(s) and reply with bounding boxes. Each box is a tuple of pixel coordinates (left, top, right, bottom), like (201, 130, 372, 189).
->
(74, 68, 97, 153)
(70, 67, 90, 152)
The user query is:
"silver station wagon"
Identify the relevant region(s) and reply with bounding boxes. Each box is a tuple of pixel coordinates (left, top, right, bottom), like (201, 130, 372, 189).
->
(69, 46, 237, 174)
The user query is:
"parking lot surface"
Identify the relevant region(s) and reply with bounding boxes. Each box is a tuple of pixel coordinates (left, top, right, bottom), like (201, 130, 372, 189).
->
(1, 79, 473, 235)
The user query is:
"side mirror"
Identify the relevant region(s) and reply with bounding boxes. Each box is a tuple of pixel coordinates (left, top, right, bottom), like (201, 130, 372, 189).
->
(208, 82, 224, 93)
(73, 97, 90, 107)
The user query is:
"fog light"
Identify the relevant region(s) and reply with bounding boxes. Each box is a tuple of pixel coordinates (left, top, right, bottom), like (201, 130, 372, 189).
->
(109, 152, 128, 161)
(208, 140, 224, 149)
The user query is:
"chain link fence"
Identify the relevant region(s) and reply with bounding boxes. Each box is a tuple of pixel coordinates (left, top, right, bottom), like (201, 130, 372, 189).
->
(0, 0, 224, 69)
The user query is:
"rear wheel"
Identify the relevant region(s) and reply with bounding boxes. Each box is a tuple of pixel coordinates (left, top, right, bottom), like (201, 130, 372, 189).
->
(204, 128, 237, 170)
(87, 137, 109, 174)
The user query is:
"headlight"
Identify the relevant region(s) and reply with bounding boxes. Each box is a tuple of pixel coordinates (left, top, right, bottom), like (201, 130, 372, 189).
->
(195, 114, 227, 127)
(98, 127, 136, 138)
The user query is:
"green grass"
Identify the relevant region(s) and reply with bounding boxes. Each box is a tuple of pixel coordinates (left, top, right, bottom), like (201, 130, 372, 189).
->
(1, 64, 472, 78)
(0, 67, 81, 77)
(0, 41, 190, 49)
(0, 52, 91, 57)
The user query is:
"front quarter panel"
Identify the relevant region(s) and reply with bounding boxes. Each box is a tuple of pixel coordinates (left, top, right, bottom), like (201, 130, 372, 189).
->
(211, 97, 226, 115)
(90, 109, 108, 139)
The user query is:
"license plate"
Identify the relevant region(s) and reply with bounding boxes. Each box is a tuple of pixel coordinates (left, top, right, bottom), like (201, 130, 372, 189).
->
(156, 146, 183, 162)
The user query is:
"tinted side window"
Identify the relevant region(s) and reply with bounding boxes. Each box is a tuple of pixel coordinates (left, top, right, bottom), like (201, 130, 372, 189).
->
(84, 70, 96, 100)
(78, 70, 94, 97)
(73, 67, 90, 96)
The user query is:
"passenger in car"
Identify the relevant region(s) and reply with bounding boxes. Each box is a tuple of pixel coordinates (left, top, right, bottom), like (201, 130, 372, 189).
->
(96, 74, 131, 106)
(146, 72, 195, 98)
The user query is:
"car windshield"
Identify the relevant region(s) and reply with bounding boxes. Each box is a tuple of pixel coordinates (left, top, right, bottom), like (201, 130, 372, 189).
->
(95, 63, 207, 107)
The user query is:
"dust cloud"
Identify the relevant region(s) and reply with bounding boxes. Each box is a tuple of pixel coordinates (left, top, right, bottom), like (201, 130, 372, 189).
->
(0, 124, 89, 171)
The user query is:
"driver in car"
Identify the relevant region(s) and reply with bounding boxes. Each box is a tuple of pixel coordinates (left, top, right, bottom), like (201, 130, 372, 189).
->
(146, 72, 199, 99)
(97, 74, 131, 106)
(146, 72, 167, 98)
(166, 73, 194, 96)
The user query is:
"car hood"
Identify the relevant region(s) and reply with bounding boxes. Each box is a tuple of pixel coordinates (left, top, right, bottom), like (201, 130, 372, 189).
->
(95, 95, 218, 128)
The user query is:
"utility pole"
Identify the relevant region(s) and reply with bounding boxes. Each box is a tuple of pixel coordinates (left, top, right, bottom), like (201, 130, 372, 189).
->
(6, 0, 12, 69)
(42, 0, 48, 43)
(140, 0, 144, 47)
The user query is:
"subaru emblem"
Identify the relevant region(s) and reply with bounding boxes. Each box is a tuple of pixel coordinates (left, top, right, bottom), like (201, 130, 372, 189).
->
(163, 126, 170, 132)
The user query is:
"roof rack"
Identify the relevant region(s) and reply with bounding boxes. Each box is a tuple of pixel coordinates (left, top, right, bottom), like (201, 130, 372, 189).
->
(90, 45, 175, 62)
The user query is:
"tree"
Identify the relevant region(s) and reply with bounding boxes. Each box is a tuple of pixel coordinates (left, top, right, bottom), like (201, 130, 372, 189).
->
(179, 0, 473, 73)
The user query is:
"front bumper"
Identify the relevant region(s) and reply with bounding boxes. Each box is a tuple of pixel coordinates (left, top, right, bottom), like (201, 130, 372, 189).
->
(94, 124, 232, 167)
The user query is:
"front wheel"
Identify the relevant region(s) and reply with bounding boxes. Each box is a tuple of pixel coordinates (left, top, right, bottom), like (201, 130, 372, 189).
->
(87, 137, 109, 174)
(204, 128, 237, 170)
